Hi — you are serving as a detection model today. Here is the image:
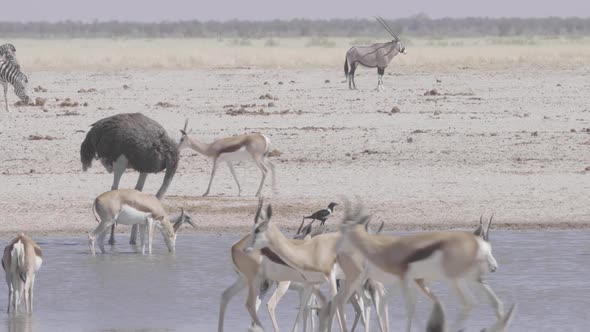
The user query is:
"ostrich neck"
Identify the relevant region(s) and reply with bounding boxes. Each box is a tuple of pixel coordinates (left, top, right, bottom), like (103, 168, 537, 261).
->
(187, 136, 214, 157)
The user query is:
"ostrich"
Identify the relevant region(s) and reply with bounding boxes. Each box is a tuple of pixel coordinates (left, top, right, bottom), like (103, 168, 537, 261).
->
(80, 113, 180, 245)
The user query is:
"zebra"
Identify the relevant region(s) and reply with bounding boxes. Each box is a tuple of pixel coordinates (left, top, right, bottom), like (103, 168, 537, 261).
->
(0, 56, 30, 112)
(344, 16, 406, 91)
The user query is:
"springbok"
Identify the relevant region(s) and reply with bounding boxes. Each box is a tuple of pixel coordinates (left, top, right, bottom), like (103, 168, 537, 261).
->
(344, 16, 406, 91)
(220, 199, 330, 332)
(244, 200, 394, 332)
(336, 201, 509, 332)
(178, 120, 276, 197)
(2, 233, 42, 313)
(88, 189, 196, 255)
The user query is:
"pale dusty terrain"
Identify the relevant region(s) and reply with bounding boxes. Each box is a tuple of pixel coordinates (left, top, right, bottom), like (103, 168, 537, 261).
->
(1, 67, 589, 236)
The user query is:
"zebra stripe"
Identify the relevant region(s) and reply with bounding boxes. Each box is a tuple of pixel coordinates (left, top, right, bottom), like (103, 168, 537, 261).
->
(0, 57, 29, 103)
(0, 43, 18, 65)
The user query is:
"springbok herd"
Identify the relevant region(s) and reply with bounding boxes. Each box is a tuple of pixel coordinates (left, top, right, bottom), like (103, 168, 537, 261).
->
(2, 18, 519, 332)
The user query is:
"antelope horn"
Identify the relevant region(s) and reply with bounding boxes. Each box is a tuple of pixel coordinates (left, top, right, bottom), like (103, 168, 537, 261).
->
(487, 213, 494, 238)
(183, 118, 189, 132)
(375, 16, 400, 42)
(254, 197, 264, 224)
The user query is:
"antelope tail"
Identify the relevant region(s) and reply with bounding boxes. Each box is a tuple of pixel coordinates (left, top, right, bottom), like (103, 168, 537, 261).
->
(344, 58, 349, 77)
(12, 241, 26, 282)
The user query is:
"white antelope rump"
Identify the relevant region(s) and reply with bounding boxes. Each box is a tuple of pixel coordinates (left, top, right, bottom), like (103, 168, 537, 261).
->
(2, 233, 42, 313)
(179, 120, 276, 197)
(88, 189, 197, 255)
(337, 201, 510, 332)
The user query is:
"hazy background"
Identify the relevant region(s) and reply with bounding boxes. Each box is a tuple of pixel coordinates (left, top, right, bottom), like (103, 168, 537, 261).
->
(2, 0, 590, 21)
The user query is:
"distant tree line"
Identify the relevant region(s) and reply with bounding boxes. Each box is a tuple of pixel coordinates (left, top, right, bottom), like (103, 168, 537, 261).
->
(2, 15, 590, 38)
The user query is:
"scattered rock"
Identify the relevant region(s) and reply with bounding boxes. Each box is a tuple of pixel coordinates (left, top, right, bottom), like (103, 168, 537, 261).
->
(14, 100, 34, 106)
(259, 93, 278, 100)
(83, 102, 89, 107)
(433, 110, 442, 116)
(263, 82, 269, 85)
(325, 80, 330, 83)
(411, 129, 426, 134)
(289, 80, 296, 84)
(268, 149, 282, 157)
(585, 166, 590, 172)
(361, 149, 381, 155)
(390, 106, 400, 114)
(57, 110, 80, 116)
(78, 88, 97, 93)
(278, 81, 283, 85)
(436, 78, 442, 83)
(570, 128, 577, 133)
(531, 131, 538, 137)
(155, 101, 175, 108)
(556, 83, 562, 87)
(267, 102, 275, 107)
(59, 98, 79, 107)
(407, 137, 414, 143)
(28, 134, 57, 141)
(424, 89, 440, 96)
(34, 97, 46, 106)
(226, 108, 270, 116)
(33, 85, 47, 93)
(123, 85, 130, 90)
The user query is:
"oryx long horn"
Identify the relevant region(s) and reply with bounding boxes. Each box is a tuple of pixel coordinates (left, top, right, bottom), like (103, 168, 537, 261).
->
(375, 16, 401, 42)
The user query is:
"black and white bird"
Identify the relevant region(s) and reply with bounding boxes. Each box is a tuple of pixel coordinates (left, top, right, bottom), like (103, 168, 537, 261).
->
(296, 202, 338, 234)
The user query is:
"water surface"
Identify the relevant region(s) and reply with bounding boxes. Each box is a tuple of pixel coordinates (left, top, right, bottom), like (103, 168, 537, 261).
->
(0, 231, 587, 331)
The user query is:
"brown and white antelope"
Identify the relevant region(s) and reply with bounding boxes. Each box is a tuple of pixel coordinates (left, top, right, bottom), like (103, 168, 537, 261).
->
(178, 120, 276, 197)
(219, 200, 329, 332)
(2, 233, 42, 314)
(89, 189, 197, 255)
(336, 201, 509, 332)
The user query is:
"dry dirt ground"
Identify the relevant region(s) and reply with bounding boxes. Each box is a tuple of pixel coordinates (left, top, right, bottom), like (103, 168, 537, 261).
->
(0, 68, 589, 236)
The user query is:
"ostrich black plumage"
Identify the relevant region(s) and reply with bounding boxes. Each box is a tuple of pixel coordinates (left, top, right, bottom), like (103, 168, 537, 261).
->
(296, 202, 338, 235)
(80, 113, 180, 245)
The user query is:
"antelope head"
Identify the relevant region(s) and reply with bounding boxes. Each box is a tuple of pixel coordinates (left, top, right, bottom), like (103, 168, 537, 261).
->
(245, 198, 273, 253)
(473, 214, 498, 273)
(156, 208, 197, 253)
(376, 16, 407, 54)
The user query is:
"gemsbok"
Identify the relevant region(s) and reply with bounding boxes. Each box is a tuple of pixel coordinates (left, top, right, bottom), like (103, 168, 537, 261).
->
(89, 189, 196, 255)
(2, 233, 42, 314)
(336, 201, 510, 332)
(344, 16, 406, 91)
(179, 120, 276, 197)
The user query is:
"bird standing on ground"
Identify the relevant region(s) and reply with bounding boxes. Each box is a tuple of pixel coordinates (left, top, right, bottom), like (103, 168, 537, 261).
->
(296, 202, 338, 234)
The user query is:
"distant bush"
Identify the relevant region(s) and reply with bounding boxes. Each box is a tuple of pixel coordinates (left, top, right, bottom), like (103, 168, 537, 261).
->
(265, 38, 279, 47)
(227, 38, 251, 46)
(1, 17, 590, 39)
(306, 37, 336, 48)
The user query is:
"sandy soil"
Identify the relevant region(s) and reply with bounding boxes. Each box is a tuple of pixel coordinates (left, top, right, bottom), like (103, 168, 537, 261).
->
(0, 68, 589, 236)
